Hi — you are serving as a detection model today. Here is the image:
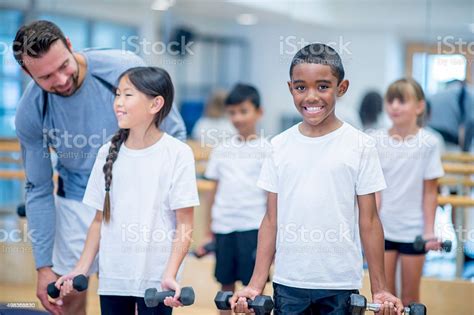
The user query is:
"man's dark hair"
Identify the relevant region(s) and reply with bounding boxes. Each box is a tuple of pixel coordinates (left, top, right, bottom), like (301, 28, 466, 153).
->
(13, 20, 69, 70)
(225, 83, 261, 109)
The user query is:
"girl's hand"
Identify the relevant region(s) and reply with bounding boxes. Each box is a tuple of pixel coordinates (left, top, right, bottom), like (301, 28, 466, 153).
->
(193, 235, 214, 258)
(54, 269, 86, 306)
(424, 239, 442, 251)
(423, 233, 442, 251)
(161, 277, 183, 308)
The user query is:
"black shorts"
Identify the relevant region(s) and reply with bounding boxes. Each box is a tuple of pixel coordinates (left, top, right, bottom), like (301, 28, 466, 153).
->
(384, 239, 424, 256)
(100, 295, 172, 315)
(214, 229, 258, 285)
(273, 282, 359, 314)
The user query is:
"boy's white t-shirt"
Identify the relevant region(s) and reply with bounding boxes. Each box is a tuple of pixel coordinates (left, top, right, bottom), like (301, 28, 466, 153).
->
(371, 128, 444, 242)
(83, 133, 200, 297)
(205, 137, 271, 234)
(257, 122, 386, 290)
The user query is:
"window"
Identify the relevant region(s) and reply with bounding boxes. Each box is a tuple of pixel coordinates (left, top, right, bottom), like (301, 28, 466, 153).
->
(38, 14, 89, 50)
(0, 10, 138, 137)
(412, 53, 467, 95)
(406, 43, 472, 95)
(0, 9, 138, 211)
(0, 9, 23, 137)
(92, 21, 137, 50)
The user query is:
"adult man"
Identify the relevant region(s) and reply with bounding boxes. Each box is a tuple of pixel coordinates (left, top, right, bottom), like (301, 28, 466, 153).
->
(13, 20, 186, 314)
(428, 80, 473, 152)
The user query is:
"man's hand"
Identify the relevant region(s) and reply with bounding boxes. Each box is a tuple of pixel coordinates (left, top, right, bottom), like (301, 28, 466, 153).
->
(37, 267, 62, 315)
(372, 290, 404, 315)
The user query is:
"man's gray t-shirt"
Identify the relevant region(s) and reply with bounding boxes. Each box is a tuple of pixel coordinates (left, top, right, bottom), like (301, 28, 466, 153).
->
(15, 49, 186, 268)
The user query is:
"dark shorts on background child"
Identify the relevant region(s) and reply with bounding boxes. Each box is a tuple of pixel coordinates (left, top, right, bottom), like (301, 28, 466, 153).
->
(384, 239, 425, 255)
(100, 295, 172, 315)
(214, 229, 258, 285)
(273, 283, 358, 315)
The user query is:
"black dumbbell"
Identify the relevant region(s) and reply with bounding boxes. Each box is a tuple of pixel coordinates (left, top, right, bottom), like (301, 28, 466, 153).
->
(144, 287, 195, 308)
(414, 235, 452, 253)
(17, 203, 26, 217)
(192, 241, 216, 258)
(214, 291, 274, 315)
(47, 275, 88, 299)
(349, 293, 426, 315)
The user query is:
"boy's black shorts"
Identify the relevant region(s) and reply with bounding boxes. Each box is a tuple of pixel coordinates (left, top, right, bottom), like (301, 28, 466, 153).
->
(214, 229, 258, 285)
(273, 282, 359, 314)
(385, 239, 425, 255)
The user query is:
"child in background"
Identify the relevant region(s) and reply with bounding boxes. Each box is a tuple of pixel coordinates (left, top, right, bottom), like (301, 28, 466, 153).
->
(192, 90, 236, 144)
(54, 67, 200, 314)
(197, 83, 270, 315)
(373, 78, 444, 305)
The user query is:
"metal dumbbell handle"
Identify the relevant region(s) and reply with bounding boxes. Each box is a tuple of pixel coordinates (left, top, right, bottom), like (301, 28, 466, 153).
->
(367, 303, 410, 313)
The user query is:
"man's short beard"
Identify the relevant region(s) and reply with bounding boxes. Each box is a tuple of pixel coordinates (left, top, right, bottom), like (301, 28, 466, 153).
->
(52, 70, 79, 97)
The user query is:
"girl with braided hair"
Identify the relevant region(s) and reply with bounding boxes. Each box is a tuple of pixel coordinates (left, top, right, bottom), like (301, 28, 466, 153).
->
(53, 67, 200, 314)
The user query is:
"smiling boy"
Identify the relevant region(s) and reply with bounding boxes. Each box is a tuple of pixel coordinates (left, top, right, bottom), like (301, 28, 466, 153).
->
(231, 43, 404, 315)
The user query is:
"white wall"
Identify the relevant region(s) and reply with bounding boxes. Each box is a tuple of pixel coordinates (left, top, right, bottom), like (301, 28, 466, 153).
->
(2, 0, 470, 136)
(234, 24, 406, 135)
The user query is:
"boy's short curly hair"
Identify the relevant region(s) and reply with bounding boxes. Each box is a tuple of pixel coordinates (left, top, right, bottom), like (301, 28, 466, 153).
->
(290, 43, 345, 84)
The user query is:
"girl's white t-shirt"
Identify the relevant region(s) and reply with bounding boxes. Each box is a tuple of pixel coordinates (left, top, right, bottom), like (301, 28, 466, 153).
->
(371, 128, 445, 242)
(83, 133, 200, 297)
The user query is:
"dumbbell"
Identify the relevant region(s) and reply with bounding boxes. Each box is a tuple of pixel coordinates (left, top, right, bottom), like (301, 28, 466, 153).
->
(17, 203, 26, 217)
(192, 241, 216, 258)
(214, 291, 274, 315)
(47, 275, 88, 299)
(144, 287, 195, 307)
(414, 235, 452, 253)
(349, 293, 426, 315)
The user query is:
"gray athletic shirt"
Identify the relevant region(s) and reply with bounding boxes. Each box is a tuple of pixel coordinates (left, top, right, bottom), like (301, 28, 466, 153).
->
(15, 49, 186, 269)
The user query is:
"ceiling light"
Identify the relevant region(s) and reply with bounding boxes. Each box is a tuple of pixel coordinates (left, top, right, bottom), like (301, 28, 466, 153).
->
(237, 13, 258, 26)
(151, 0, 175, 11)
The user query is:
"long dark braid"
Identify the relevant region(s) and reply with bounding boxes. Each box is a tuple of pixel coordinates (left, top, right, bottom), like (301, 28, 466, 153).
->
(101, 66, 174, 223)
(102, 128, 129, 223)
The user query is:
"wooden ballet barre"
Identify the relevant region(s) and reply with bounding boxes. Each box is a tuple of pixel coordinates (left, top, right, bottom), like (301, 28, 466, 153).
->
(438, 177, 474, 187)
(0, 169, 60, 182)
(0, 156, 22, 164)
(0, 169, 25, 180)
(0, 139, 20, 152)
(2, 139, 215, 162)
(186, 140, 211, 161)
(195, 163, 207, 175)
(437, 195, 474, 207)
(442, 152, 474, 163)
(197, 179, 216, 192)
(443, 163, 474, 175)
(1, 169, 215, 193)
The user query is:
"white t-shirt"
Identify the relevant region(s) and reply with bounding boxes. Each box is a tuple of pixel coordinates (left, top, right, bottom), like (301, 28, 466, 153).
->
(205, 137, 271, 234)
(83, 133, 200, 297)
(257, 122, 386, 290)
(191, 117, 236, 144)
(371, 128, 444, 242)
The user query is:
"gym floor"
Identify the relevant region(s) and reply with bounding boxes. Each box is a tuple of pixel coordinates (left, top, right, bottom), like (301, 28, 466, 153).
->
(1, 210, 473, 315)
